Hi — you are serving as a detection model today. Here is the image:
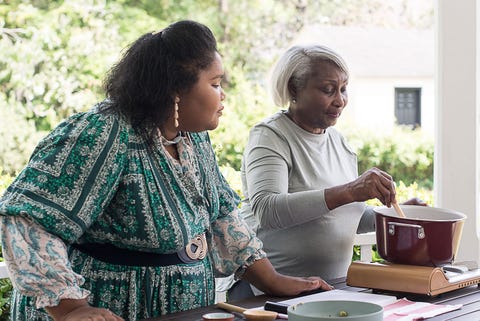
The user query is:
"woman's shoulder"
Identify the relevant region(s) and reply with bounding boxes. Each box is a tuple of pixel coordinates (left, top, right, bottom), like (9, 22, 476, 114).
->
(57, 101, 117, 126)
(256, 111, 286, 127)
(250, 111, 290, 135)
(80, 100, 128, 126)
(61, 100, 132, 135)
(33, 101, 132, 155)
(245, 112, 292, 151)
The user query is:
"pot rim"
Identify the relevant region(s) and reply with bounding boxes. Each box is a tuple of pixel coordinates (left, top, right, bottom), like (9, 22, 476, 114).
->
(373, 205, 466, 222)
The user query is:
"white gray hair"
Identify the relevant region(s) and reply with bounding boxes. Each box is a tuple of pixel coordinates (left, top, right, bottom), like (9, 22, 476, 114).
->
(269, 44, 349, 107)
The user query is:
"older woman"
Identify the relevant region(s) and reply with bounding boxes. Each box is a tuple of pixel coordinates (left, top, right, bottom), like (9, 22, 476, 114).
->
(0, 22, 332, 321)
(238, 45, 426, 287)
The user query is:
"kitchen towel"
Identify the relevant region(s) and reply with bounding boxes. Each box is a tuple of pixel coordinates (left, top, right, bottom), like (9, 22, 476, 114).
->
(383, 298, 462, 321)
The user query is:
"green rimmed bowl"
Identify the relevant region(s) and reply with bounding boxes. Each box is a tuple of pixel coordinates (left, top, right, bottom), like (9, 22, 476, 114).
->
(287, 300, 383, 321)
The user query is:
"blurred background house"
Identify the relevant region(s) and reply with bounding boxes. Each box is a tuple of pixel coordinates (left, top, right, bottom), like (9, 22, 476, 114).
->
(294, 25, 434, 136)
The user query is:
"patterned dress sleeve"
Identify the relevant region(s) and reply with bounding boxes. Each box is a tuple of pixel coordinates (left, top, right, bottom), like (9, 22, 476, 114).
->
(0, 107, 129, 242)
(194, 132, 266, 277)
(209, 208, 266, 278)
(0, 107, 129, 307)
(0, 215, 90, 308)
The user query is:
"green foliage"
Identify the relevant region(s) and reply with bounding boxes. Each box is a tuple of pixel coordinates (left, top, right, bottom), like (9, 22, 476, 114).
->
(211, 67, 277, 170)
(0, 0, 434, 174)
(0, 278, 12, 321)
(219, 165, 243, 198)
(352, 243, 385, 263)
(0, 173, 13, 319)
(0, 171, 14, 193)
(1, 1, 118, 130)
(0, 1, 159, 173)
(0, 102, 47, 176)
(340, 123, 434, 190)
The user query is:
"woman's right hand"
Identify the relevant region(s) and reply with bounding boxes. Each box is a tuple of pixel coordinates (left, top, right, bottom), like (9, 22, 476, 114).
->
(60, 306, 124, 321)
(326, 167, 397, 210)
(347, 167, 396, 207)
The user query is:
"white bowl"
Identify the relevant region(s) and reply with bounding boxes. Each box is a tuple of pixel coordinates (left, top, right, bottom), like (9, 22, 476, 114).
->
(288, 300, 383, 321)
(202, 312, 235, 321)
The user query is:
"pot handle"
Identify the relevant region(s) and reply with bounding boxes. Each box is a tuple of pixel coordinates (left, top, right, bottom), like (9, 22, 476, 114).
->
(388, 222, 425, 239)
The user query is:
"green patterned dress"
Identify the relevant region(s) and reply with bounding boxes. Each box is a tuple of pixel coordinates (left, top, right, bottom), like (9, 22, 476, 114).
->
(0, 101, 265, 320)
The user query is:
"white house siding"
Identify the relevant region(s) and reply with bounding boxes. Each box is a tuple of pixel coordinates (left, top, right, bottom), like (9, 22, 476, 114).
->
(347, 76, 434, 136)
(293, 25, 434, 136)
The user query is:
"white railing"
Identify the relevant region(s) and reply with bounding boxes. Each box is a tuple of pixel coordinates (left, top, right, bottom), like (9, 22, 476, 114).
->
(354, 232, 376, 262)
(0, 261, 9, 279)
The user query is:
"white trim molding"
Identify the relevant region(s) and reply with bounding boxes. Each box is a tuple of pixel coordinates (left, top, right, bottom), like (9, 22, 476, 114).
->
(435, 0, 480, 264)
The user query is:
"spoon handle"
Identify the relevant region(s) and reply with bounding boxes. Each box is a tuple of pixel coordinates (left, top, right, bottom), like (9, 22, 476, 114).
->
(393, 200, 407, 218)
(216, 302, 247, 313)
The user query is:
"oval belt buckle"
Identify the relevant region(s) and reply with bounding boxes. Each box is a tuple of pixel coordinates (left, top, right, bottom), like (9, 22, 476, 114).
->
(185, 233, 207, 260)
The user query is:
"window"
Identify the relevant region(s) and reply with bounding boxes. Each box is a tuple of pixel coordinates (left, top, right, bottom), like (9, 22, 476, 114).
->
(395, 88, 421, 127)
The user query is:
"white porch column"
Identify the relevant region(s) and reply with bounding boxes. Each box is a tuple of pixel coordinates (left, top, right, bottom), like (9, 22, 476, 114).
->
(435, 0, 480, 263)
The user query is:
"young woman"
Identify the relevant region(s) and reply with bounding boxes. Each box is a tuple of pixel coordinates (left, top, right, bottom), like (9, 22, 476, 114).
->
(0, 21, 332, 321)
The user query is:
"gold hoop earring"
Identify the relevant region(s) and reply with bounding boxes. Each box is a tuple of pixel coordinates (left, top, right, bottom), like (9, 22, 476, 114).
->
(174, 97, 179, 128)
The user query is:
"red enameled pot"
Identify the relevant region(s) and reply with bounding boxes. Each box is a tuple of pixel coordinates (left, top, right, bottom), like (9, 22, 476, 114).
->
(374, 205, 466, 266)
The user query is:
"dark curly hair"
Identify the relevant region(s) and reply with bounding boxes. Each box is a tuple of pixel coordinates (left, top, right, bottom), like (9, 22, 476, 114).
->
(102, 20, 218, 143)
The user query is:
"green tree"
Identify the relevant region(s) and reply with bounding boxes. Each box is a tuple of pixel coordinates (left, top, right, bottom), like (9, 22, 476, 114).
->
(0, 0, 433, 173)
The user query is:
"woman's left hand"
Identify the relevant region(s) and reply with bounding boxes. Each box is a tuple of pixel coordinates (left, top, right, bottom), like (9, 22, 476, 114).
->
(262, 275, 334, 296)
(242, 258, 333, 296)
(401, 197, 428, 206)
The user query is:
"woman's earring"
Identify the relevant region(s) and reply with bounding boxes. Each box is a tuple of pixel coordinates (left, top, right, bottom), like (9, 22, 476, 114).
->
(174, 97, 180, 128)
(292, 98, 297, 104)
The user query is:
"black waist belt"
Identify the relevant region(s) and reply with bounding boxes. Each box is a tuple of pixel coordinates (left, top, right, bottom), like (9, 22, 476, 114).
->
(71, 233, 207, 267)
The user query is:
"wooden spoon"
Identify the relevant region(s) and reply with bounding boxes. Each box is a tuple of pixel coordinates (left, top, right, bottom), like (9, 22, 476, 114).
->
(216, 302, 282, 321)
(392, 200, 407, 218)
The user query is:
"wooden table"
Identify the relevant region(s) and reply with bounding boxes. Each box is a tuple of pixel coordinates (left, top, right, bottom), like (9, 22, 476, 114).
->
(141, 278, 480, 320)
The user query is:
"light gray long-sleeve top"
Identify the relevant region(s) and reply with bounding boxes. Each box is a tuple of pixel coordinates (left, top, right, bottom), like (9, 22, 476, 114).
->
(239, 111, 375, 280)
